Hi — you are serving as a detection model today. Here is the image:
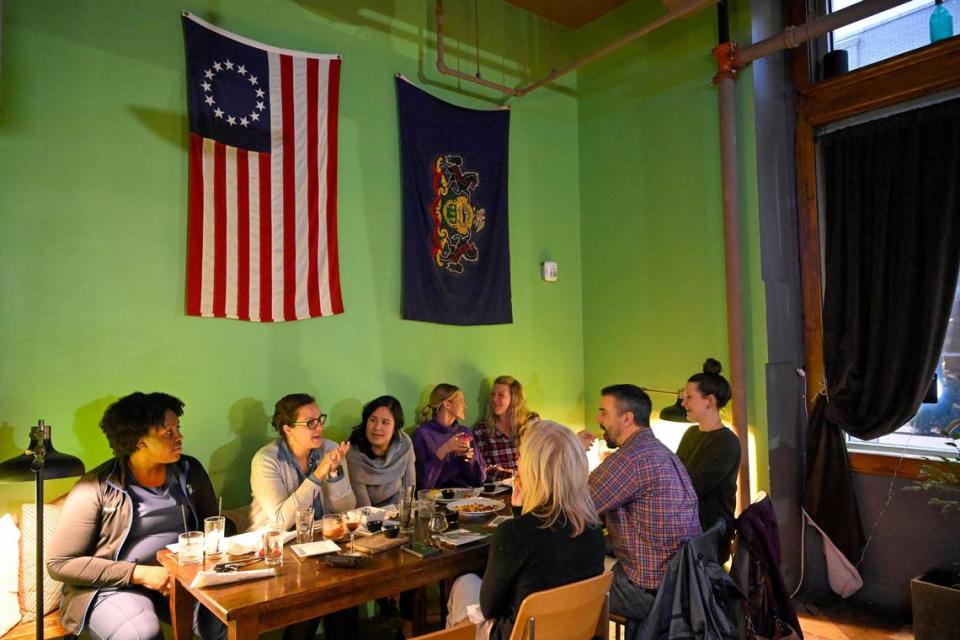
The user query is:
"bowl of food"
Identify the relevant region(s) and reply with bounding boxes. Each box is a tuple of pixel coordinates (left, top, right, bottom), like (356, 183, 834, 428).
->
(447, 497, 505, 518)
(382, 520, 400, 538)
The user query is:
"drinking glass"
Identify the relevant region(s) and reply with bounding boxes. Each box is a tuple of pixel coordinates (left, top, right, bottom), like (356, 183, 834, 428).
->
(427, 512, 449, 548)
(203, 516, 226, 559)
(399, 497, 414, 534)
(342, 510, 363, 556)
(262, 527, 284, 566)
(178, 531, 204, 566)
(295, 507, 314, 545)
(417, 490, 436, 520)
(321, 514, 345, 541)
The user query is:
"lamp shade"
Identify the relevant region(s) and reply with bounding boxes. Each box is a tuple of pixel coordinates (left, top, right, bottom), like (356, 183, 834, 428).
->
(0, 421, 85, 482)
(658, 396, 692, 423)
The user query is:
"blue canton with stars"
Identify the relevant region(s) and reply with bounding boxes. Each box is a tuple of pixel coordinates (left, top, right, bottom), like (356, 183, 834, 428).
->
(183, 16, 271, 152)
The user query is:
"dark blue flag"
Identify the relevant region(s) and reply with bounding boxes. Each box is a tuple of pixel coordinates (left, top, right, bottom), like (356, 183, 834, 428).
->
(397, 77, 512, 325)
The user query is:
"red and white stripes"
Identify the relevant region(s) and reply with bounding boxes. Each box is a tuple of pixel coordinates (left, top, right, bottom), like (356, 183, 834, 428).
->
(186, 53, 342, 321)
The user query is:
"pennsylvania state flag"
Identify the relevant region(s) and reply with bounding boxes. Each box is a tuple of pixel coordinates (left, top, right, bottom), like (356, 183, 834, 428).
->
(397, 77, 512, 325)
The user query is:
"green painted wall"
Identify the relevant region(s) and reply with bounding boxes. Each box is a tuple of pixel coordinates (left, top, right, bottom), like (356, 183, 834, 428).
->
(575, 1, 769, 492)
(1, 0, 772, 514)
(0, 0, 585, 512)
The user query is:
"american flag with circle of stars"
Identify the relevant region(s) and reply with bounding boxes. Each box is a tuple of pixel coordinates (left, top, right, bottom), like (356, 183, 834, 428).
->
(182, 13, 343, 321)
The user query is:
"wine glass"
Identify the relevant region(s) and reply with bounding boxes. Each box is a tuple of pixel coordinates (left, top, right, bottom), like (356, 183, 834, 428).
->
(427, 511, 449, 548)
(342, 509, 363, 556)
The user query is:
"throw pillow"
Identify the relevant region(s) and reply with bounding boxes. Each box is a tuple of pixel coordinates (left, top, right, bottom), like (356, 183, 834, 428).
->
(18, 503, 63, 621)
(0, 514, 22, 636)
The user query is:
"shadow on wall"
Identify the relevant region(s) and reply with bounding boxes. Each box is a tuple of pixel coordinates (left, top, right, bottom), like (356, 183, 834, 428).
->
(72, 396, 119, 464)
(327, 396, 364, 443)
(207, 398, 273, 510)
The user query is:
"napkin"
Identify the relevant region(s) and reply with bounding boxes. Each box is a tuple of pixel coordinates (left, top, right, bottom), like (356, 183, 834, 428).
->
(290, 539, 340, 558)
(224, 529, 296, 556)
(189, 568, 276, 589)
(438, 529, 488, 546)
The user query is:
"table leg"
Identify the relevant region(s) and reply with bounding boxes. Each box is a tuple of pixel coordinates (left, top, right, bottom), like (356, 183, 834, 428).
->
(439, 579, 448, 628)
(169, 576, 195, 640)
(226, 614, 257, 640)
(410, 586, 427, 636)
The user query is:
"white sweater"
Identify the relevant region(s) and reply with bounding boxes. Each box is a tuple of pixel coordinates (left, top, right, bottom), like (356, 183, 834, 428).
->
(248, 438, 356, 531)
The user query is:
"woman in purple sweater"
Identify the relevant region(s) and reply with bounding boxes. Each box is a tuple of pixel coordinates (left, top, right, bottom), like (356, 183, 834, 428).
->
(412, 383, 486, 490)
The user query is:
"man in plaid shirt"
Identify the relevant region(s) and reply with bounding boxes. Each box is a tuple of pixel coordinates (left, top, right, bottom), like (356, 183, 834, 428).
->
(588, 384, 701, 623)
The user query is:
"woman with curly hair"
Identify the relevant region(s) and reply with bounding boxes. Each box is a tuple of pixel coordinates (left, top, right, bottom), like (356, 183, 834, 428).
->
(47, 392, 226, 640)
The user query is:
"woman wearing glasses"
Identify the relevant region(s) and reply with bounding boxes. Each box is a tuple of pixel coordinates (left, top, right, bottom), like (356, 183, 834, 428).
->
(249, 392, 356, 531)
(249, 393, 358, 640)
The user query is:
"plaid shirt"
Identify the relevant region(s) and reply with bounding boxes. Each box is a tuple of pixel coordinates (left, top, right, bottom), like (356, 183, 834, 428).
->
(589, 428, 700, 589)
(473, 420, 517, 481)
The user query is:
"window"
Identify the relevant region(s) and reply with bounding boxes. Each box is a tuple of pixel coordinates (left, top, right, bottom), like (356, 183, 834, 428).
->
(846, 279, 960, 456)
(815, 93, 960, 459)
(830, 0, 959, 72)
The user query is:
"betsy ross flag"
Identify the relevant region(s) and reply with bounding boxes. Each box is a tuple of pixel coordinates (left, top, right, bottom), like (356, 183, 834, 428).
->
(182, 13, 343, 321)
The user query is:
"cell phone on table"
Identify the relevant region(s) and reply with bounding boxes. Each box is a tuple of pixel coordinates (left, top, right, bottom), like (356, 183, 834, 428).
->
(485, 515, 513, 528)
(402, 541, 440, 558)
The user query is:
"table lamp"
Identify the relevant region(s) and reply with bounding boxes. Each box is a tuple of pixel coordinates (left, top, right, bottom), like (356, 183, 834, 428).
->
(643, 387, 692, 423)
(0, 420, 85, 639)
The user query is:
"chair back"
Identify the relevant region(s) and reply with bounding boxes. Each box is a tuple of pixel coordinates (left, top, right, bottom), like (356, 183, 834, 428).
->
(509, 571, 613, 640)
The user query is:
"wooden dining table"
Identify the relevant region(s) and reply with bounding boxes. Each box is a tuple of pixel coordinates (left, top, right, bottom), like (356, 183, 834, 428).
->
(157, 505, 504, 640)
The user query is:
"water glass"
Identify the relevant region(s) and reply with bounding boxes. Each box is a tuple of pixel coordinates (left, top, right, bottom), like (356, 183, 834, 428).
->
(203, 516, 226, 558)
(178, 531, 204, 566)
(295, 507, 314, 544)
(399, 498, 414, 534)
(262, 528, 284, 566)
(417, 489, 436, 519)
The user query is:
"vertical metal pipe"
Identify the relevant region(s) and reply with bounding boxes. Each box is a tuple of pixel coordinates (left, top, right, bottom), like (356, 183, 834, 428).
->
(35, 465, 44, 640)
(717, 0, 730, 43)
(717, 75, 750, 514)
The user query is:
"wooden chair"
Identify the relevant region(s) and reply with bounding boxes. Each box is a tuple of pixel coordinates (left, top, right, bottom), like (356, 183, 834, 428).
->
(410, 571, 613, 640)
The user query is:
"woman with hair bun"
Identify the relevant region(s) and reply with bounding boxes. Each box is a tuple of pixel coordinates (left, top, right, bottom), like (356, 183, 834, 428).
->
(678, 358, 741, 564)
(412, 384, 486, 490)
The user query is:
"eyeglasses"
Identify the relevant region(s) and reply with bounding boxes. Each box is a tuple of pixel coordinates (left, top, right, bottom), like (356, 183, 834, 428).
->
(292, 415, 327, 430)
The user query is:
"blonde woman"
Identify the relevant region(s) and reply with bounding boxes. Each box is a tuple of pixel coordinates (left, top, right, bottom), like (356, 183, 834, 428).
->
(473, 376, 539, 481)
(446, 421, 605, 640)
(412, 383, 486, 490)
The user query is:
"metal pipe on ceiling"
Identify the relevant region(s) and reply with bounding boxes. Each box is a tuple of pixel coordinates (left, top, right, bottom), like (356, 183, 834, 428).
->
(739, 0, 912, 65)
(435, 0, 718, 97)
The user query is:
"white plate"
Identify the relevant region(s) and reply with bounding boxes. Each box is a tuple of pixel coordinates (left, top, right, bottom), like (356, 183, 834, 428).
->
(446, 497, 505, 517)
(480, 485, 510, 496)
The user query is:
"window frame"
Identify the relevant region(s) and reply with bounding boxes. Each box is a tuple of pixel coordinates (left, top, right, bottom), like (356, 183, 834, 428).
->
(791, 1, 960, 478)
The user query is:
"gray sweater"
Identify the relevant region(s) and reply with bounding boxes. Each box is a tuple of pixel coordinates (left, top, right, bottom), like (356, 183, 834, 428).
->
(248, 438, 356, 531)
(346, 431, 416, 508)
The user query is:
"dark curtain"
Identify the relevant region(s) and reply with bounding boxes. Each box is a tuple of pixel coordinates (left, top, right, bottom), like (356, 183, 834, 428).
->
(802, 98, 960, 565)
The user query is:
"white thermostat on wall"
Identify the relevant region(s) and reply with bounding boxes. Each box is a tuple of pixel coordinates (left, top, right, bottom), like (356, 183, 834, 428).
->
(541, 261, 558, 282)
